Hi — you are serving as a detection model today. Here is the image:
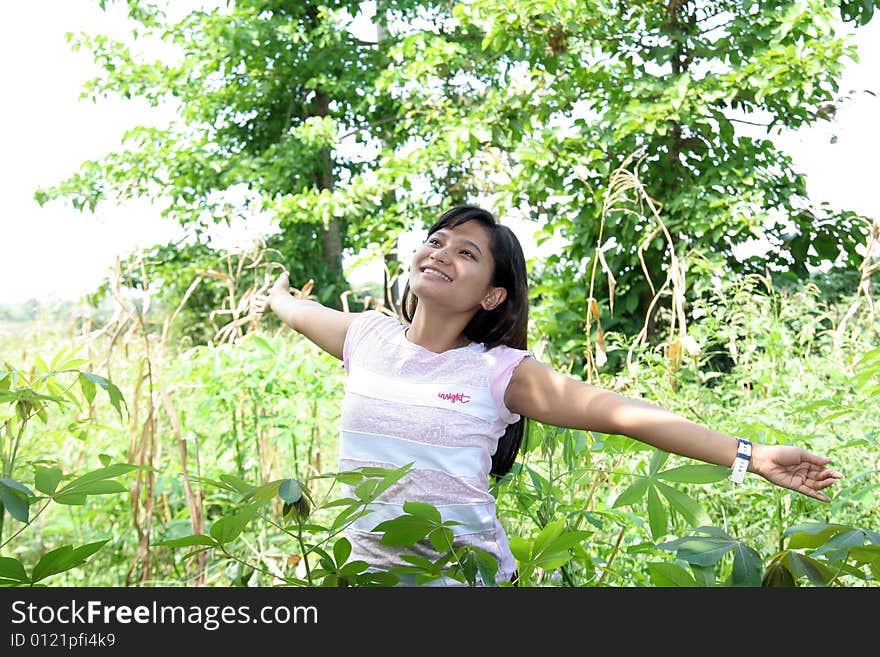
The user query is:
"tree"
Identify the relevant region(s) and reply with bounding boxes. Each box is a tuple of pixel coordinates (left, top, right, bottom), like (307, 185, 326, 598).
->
(38, 1, 875, 372)
(438, 0, 873, 371)
(37, 0, 416, 311)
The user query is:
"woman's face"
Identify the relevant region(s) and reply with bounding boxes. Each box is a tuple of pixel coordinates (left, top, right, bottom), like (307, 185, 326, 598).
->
(408, 220, 507, 313)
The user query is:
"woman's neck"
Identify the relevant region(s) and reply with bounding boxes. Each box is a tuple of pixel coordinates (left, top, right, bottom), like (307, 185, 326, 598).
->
(406, 306, 473, 353)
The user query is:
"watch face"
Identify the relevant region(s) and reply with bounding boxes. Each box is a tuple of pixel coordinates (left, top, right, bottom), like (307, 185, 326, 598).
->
(730, 457, 749, 484)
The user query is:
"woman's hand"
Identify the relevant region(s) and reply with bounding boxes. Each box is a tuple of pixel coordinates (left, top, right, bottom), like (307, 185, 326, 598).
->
(251, 271, 292, 319)
(751, 444, 843, 502)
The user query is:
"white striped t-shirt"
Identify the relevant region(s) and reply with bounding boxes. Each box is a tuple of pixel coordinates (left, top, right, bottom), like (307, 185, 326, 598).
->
(339, 310, 533, 585)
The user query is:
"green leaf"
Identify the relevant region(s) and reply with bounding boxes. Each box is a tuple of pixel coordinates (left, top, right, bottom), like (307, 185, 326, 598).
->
(333, 537, 352, 566)
(31, 540, 110, 583)
(55, 464, 136, 495)
(764, 550, 836, 587)
(460, 548, 479, 585)
(656, 482, 710, 527)
(209, 504, 258, 544)
(337, 560, 370, 577)
(210, 516, 243, 544)
(52, 493, 87, 506)
(847, 545, 880, 567)
(612, 477, 649, 507)
(647, 562, 698, 587)
(647, 486, 668, 540)
(649, 449, 669, 474)
(0, 557, 29, 583)
(670, 537, 734, 566)
(470, 546, 499, 586)
(330, 507, 373, 534)
(763, 555, 797, 587)
(509, 536, 530, 563)
(58, 480, 128, 496)
(812, 529, 865, 560)
(80, 373, 128, 419)
(658, 464, 729, 484)
(372, 515, 434, 547)
(0, 478, 35, 497)
(218, 474, 254, 494)
(428, 526, 455, 553)
(402, 501, 441, 523)
(335, 472, 364, 486)
(78, 372, 96, 405)
(359, 572, 399, 587)
(253, 335, 274, 355)
(152, 535, 217, 549)
(278, 478, 303, 504)
(354, 479, 378, 501)
(369, 463, 414, 498)
(241, 480, 282, 505)
(458, 546, 499, 586)
(522, 521, 592, 572)
(787, 551, 837, 586)
(322, 497, 360, 508)
(534, 534, 591, 571)
(533, 520, 566, 554)
(0, 481, 31, 523)
(785, 522, 852, 549)
(691, 564, 716, 587)
(730, 543, 763, 587)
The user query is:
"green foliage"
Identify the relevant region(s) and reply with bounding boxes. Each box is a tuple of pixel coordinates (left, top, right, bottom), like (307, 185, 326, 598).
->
(154, 464, 420, 587)
(655, 526, 764, 587)
(840, 0, 880, 25)
(5, 266, 879, 586)
(0, 353, 136, 586)
(37, 1, 875, 363)
(509, 520, 591, 583)
(650, 521, 880, 587)
(9, 0, 880, 587)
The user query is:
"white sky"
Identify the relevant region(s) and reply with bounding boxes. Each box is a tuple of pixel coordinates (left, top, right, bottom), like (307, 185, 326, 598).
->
(0, 1, 877, 305)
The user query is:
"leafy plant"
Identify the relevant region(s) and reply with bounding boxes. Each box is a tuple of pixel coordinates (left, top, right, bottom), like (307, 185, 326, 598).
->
(155, 465, 414, 587)
(649, 521, 880, 587)
(0, 351, 137, 586)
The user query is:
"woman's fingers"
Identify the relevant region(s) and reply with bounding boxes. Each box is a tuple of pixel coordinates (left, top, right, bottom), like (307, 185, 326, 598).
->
(802, 487, 832, 503)
(250, 293, 269, 317)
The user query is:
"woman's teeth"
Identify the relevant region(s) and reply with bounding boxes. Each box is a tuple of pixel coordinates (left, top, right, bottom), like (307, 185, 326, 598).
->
(423, 268, 452, 282)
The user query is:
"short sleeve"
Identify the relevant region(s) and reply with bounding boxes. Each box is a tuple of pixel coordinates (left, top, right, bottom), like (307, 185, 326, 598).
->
(489, 346, 533, 425)
(342, 310, 387, 375)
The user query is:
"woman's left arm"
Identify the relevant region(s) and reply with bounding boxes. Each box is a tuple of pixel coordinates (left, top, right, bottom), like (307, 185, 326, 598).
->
(504, 357, 843, 502)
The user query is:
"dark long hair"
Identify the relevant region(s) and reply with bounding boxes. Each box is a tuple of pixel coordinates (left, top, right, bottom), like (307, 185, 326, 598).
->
(401, 205, 530, 478)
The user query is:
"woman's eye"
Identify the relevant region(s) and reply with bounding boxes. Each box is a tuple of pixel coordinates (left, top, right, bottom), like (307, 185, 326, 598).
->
(462, 250, 475, 259)
(428, 238, 440, 246)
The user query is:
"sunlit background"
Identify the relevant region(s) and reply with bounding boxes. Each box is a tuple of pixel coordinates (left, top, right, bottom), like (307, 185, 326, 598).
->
(1, 1, 877, 305)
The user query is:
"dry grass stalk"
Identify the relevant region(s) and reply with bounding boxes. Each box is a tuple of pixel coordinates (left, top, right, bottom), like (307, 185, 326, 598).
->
(587, 154, 696, 382)
(82, 252, 214, 585)
(834, 215, 879, 347)
(158, 385, 207, 585)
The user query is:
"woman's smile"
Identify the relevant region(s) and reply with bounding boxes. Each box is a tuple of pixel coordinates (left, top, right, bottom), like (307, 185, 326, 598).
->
(420, 266, 453, 282)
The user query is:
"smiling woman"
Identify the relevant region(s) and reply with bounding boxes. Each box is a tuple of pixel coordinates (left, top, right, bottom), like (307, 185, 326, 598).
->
(250, 204, 844, 587)
(402, 207, 528, 355)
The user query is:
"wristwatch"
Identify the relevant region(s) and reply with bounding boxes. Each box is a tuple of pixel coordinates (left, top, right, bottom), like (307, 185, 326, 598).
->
(730, 438, 752, 484)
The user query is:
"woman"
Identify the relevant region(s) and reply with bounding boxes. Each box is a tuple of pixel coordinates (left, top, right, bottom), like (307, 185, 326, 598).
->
(251, 205, 843, 585)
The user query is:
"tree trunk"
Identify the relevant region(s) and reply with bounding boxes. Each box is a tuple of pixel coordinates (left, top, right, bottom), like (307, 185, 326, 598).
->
(313, 89, 343, 278)
(377, 2, 401, 313)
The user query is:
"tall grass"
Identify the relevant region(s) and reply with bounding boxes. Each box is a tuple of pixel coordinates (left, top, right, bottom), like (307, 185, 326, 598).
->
(2, 211, 878, 586)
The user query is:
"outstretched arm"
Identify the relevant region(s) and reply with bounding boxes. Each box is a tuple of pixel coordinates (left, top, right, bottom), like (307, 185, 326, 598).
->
(250, 271, 359, 360)
(504, 357, 843, 502)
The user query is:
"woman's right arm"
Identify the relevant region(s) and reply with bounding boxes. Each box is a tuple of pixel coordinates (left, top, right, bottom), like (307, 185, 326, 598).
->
(250, 271, 358, 361)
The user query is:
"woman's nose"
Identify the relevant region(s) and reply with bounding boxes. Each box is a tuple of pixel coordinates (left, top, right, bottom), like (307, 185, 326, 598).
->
(430, 248, 448, 263)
